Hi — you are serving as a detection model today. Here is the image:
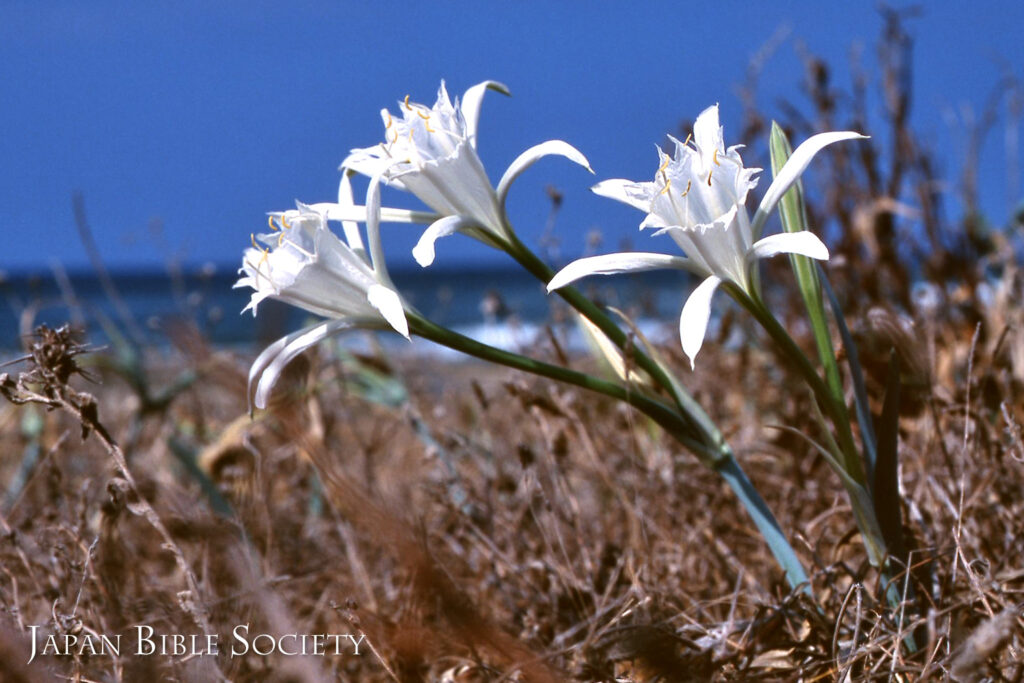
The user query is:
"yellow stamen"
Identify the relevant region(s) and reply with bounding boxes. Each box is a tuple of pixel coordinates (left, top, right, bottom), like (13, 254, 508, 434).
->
(403, 94, 411, 110)
(281, 214, 292, 230)
(657, 154, 670, 175)
(681, 179, 692, 197)
(684, 133, 692, 147)
(416, 108, 430, 120)
(712, 148, 720, 166)
(277, 231, 286, 247)
(707, 170, 713, 186)
(384, 111, 393, 129)
(251, 233, 260, 249)
(659, 178, 672, 195)
(267, 215, 278, 231)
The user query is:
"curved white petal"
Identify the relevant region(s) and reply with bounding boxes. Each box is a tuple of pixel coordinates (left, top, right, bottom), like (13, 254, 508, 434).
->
(249, 319, 355, 410)
(364, 172, 392, 281)
(591, 178, 653, 213)
(309, 202, 439, 226)
(547, 252, 706, 292)
(411, 215, 479, 266)
(367, 284, 409, 339)
(751, 131, 867, 235)
(747, 231, 830, 263)
(496, 140, 593, 213)
(679, 275, 722, 370)
(461, 80, 510, 148)
(336, 169, 366, 256)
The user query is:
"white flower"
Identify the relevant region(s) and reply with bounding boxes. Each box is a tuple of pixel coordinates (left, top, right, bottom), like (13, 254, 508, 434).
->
(341, 80, 592, 266)
(235, 202, 408, 408)
(548, 104, 865, 368)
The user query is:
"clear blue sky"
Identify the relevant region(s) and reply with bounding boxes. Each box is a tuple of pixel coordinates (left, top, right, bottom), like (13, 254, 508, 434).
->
(3, 1, 1021, 273)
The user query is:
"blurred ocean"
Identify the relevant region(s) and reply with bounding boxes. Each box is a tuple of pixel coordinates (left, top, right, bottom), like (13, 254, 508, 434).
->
(0, 264, 692, 356)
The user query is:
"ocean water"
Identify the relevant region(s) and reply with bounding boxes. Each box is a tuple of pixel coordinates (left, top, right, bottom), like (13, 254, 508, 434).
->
(0, 264, 693, 356)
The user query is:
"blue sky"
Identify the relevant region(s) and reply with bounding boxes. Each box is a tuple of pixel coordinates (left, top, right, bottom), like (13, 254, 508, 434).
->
(3, 1, 1021, 273)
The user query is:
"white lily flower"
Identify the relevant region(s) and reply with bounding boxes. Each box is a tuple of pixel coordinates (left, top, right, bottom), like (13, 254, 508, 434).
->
(235, 202, 409, 409)
(341, 80, 593, 266)
(548, 104, 865, 368)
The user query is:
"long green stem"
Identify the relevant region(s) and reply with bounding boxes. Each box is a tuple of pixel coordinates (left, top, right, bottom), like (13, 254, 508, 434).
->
(725, 284, 891, 566)
(728, 284, 865, 483)
(408, 312, 811, 591)
(409, 314, 708, 457)
(501, 230, 725, 452)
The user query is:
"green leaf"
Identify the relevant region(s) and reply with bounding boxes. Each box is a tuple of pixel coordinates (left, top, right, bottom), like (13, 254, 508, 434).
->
(769, 123, 844, 404)
(818, 265, 878, 476)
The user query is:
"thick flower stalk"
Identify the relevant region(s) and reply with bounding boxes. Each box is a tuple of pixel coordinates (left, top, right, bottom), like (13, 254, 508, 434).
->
(340, 80, 592, 266)
(548, 104, 865, 367)
(235, 202, 409, 409)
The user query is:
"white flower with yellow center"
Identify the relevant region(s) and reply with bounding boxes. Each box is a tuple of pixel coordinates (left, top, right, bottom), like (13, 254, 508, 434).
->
(341, 80, 592, 266)
(235, 200, 408, 409)
(548, 104, 865, 367)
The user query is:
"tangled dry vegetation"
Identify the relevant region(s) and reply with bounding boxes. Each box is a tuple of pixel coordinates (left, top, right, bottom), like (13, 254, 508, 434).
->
(0, 276, 1023, 682)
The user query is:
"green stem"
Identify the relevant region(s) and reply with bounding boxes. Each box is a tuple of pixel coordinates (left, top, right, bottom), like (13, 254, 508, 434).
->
(725, 284, 891, 566)
(409, 314, 710, 458)
(501, 230, 724, 452)
(728, 284, 864, 484)
(409, 294, 812, 593)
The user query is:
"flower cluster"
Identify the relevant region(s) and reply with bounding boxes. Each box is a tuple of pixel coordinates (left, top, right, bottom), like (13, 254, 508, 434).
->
(548, 104, 864, 366)
(341, 81, 591, 266)
(235, 204, 408, 409)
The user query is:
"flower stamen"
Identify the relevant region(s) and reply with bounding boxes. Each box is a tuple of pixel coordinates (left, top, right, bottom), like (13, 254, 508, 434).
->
(712, 148, 720, 166)
(403, 94, 412, 111)
(680, 179, 692, 197)
(659, 178, 672, 196)
(267, 215, 278, 232)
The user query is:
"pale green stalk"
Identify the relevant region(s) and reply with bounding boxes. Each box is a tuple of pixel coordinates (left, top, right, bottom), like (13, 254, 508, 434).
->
(724, 282, 888, 567)
(408, 311, 811, 591)
(466, 220, 811, 592)
(769, 123, 845, 404)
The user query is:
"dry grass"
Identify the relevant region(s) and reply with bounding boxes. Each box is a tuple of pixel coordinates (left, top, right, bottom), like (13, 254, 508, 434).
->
(1, 287, 1022, 681)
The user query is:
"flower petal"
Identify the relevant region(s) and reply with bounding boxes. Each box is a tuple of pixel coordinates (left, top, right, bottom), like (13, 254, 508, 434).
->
(461, 80, 510, 148)
(547, 252, 706, 292)
(679, 275, 722, 370)
(747, 231, 830, 263)
(367, 284, 410, 339)
(336, 168, 366, 257)
(308, 202, 439, 226)
(751, 131, 867, 235)
(590, 178, 654, 213)
(249, 319, 356, 411)
(496, 140, 593, 212)
(411, 215, 480, 266)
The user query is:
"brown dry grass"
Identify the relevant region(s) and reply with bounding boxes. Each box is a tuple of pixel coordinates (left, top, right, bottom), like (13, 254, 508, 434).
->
(1, 286, 1022, 681)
